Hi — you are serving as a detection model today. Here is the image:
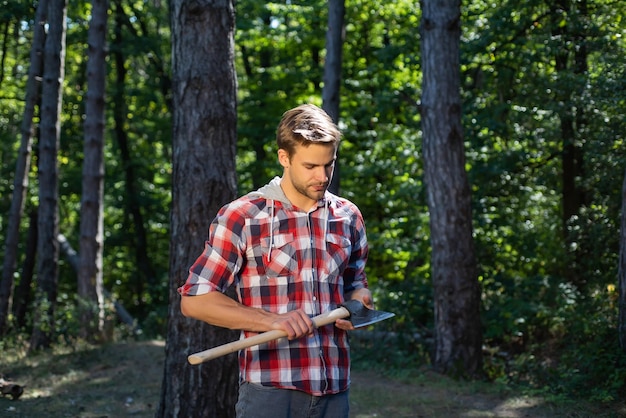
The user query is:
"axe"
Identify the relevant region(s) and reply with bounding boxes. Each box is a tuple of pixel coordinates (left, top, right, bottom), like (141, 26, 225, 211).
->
(188, 300, 395, 365)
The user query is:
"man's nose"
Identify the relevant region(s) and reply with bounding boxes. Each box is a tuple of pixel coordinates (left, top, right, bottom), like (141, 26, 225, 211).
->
(315, 167, 329, 182)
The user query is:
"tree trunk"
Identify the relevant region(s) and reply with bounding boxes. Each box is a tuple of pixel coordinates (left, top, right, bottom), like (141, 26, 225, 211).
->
(420, 0, 483, 377)
(78, 0, 108, 341)
(110, 0, 158, 315)
(30, 0, 67, 352)
(619, 166, 626, 350)
(323, 0, 345, 195)
(553, 0, 589, 289)
(157, 0, 239, 416)
(13, 210, 38, 329)
(554, 0, 587, 227)
(0, 0, 48, 336)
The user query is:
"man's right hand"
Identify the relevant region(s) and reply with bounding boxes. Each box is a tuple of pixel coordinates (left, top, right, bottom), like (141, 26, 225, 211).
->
(270, 309, 315, 340)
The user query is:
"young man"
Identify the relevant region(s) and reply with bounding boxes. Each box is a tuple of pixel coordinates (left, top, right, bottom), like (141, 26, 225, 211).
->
(178, 104, 372, 418)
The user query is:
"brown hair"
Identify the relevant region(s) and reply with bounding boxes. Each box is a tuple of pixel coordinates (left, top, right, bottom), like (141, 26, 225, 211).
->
(276, 104, 341, 157)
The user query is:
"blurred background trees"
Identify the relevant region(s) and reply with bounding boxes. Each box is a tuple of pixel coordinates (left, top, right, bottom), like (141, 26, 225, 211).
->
(0, 0, 624, 404)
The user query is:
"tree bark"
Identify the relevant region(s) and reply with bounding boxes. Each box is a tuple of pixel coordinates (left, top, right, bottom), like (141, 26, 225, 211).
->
(13, 210, 38, 329)
(553, 0, 589, 289)
(554, 0, 587, 227)
(0, 0, 48, 336)
(157, 0, 239, 416)
(619, 166, 626, 350)
(323, 0, 345, 195)
(30, 0, 67, 352)
(78, 0, 108, 341)
(420, 0, 483, 377)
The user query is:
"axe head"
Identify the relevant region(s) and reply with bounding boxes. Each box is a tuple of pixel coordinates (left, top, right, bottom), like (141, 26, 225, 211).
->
(340, 300, 395, 328)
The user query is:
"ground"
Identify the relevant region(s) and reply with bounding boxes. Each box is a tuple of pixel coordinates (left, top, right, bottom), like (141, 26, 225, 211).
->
(0, 340, 624, 417)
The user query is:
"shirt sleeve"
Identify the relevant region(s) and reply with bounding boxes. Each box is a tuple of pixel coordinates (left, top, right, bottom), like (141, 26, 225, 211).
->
(178, 204, 245, 296)
(342, 206, 369, 294)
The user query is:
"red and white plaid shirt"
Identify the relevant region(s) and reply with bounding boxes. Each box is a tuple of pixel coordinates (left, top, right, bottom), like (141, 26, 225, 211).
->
(179, 178, 368, 395)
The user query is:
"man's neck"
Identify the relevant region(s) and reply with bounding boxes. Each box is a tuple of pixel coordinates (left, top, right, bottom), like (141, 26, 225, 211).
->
(279, 179, 317, 211)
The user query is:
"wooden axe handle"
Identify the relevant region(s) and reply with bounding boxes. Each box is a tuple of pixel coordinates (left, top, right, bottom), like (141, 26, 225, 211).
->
(188, 306, 350, 365)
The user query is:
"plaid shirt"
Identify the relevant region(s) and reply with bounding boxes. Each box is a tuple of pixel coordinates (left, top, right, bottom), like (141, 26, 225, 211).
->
(179, 186, 368, 396)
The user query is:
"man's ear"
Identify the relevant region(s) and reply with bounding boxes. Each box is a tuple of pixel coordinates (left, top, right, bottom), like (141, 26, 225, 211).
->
(278, 149, 290, 168)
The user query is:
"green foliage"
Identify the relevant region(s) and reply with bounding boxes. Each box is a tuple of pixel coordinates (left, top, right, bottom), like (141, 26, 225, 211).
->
(461, 0, 626, 401)
(235, 0, 328, 190)
(504, 290, 626, 402)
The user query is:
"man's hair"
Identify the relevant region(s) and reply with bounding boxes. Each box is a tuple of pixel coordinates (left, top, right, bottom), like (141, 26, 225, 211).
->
(276, 104, 341, 157)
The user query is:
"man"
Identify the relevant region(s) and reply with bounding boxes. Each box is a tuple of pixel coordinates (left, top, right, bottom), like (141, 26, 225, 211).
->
(179, 104, 372, 418)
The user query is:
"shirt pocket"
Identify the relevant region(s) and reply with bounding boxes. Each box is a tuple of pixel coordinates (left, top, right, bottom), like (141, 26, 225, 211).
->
(261, 233, 298, 278)
(322, 233, 352, 282)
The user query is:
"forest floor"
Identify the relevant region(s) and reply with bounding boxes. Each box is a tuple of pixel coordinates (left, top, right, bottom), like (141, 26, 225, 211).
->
(0, 339, 624, 417)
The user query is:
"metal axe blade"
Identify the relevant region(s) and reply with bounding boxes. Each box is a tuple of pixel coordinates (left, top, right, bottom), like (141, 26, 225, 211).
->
(340, 299, 395, 328)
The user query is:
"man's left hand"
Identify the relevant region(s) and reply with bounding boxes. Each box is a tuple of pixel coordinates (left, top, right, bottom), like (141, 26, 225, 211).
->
(335, 288, 374, 331)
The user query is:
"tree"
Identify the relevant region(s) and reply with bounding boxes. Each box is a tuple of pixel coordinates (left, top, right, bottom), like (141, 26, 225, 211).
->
(420, 0, 482, 376)
(108, 0, 161, 317)
(157, 0, 239, 416)
(77, 0, 108, 340)
(617, 166, 626, 352)
(0, 0, 48, 336)
(323, 0, 345, 194)
(13, 210, 38, 329)
(30, 0, 68, 351)
(552, 0, 590, 290)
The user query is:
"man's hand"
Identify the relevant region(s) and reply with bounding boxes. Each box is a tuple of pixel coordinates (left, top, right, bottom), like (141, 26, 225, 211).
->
(270, 309, 315, 340)
(335, 288, 374, 331)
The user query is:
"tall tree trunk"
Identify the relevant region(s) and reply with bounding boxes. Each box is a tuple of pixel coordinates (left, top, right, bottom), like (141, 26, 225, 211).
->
(0, 20, 8, 85)
(157, 0, 239, 416)
(110, 0, 157, 315)
(0, 0, 48, 336)
(553, 0, 589, 289)
(13, 210, 38, 329)
(553, 0, 587, 226)
(323, 0, 345, 195)
(420, 0, 483, 377)
(619, 166, 626, 351)
(78, 0, 108, 341)
(30, 0, 67, 352)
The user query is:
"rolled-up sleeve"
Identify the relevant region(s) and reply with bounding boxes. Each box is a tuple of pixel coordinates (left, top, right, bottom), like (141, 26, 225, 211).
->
(178, 206, 245, 296)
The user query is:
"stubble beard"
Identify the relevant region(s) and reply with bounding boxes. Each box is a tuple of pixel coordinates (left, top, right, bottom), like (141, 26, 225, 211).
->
(293, 180, 327, 203)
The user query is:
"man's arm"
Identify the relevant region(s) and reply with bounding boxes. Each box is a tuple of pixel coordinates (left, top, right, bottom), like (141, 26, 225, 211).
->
(180, 291, 315, 340)
(335, 205, 373, 330)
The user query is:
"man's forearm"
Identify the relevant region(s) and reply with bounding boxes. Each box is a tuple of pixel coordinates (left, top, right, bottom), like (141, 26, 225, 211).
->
(180, 291, 276, 332)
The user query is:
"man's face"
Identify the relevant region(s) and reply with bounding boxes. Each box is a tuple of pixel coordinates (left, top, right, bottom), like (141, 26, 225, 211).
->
(278, 142, 337, 210)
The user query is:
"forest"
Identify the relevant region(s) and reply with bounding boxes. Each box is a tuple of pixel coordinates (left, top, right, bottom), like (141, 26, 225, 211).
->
(0, 0, 625, 414)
